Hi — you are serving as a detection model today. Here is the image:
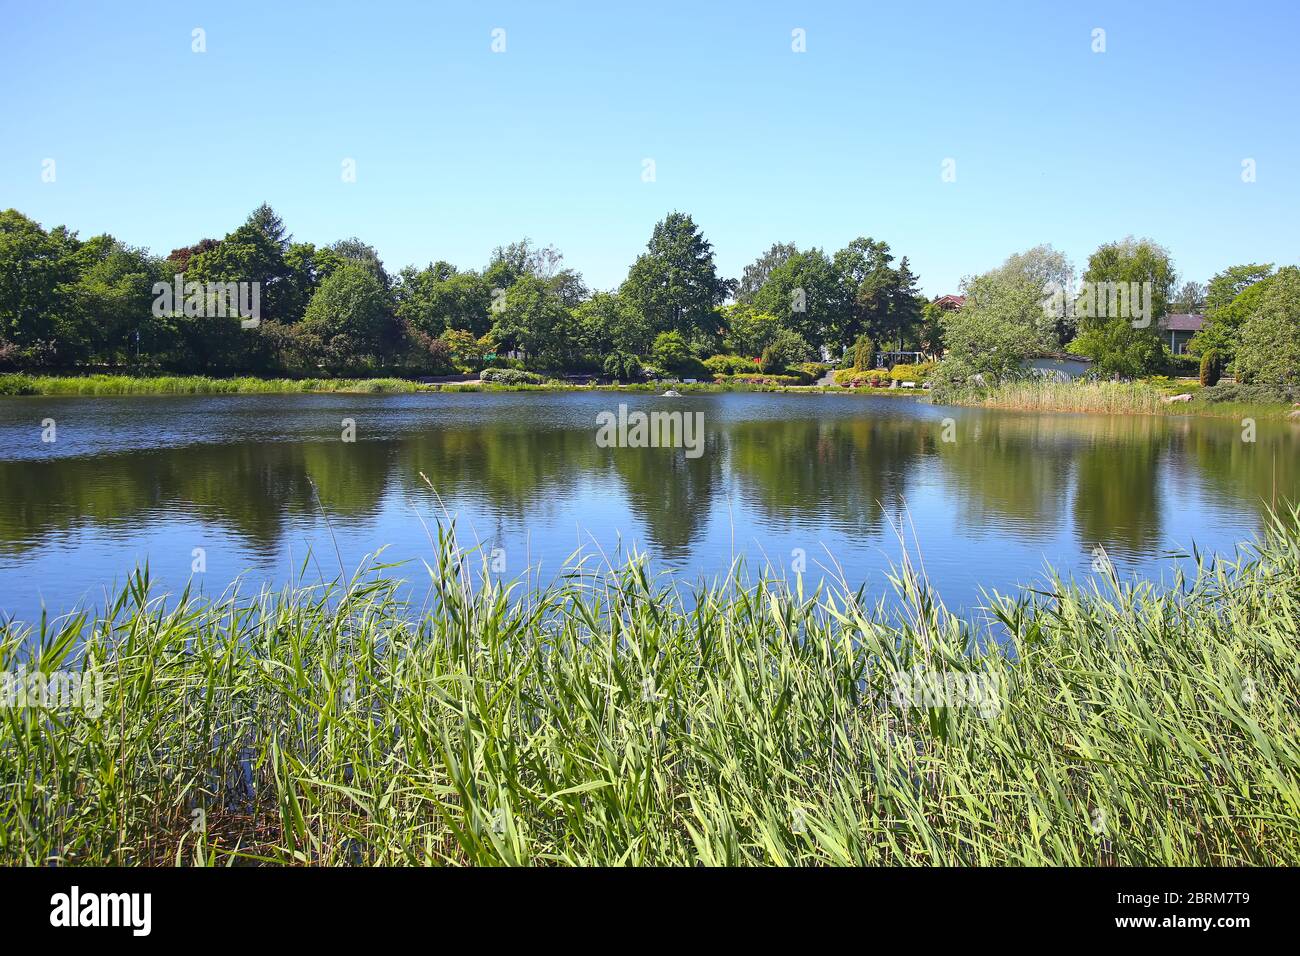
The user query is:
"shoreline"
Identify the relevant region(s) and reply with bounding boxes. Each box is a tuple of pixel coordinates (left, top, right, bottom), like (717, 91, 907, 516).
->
(2, 372, 1296, 420)
(0, 371, 927, 398)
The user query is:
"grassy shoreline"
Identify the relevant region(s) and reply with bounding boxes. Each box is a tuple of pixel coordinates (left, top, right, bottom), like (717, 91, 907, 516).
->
(3, 373, 1297, 420)
(0, 371, 924, 398)
(3, 513, 1298, 866)
(939, 378, 1298, 421)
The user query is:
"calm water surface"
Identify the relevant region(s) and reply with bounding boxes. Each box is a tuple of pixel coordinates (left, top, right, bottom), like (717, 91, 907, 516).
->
(0, 392, 1294, 622)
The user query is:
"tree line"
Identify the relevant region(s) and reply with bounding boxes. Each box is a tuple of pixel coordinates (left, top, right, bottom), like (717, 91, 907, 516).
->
(934, 237, 1299, 394)
(2, 203, 1295, 389)
(0, 205, 925, 379)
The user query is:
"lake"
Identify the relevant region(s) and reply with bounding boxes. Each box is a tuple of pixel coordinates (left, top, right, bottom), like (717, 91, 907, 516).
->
(0, 391, 1293, 623)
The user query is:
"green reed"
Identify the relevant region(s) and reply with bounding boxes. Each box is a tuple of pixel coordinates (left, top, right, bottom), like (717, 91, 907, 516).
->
(2, 511, 1298, 866)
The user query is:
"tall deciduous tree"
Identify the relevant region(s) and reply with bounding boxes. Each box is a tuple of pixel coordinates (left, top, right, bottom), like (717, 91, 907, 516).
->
(301, 262, 395, 367)
(752, 247, 846, 352)
(0, 209, 78, 352)
(736, 242, 797, 304)
(1234, 266, 1300, 388)
(935, 271, 1046, 385)
(1068, 238, 1172, 378)
(621, 212, 726, 339)
(1190, 263, 1274, 360)
(396, 262, 492, 339)
(186, 204, 294, 321)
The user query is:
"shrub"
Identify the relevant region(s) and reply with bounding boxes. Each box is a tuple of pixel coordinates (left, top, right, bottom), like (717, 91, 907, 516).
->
(651, 331, 691, 371)
(703, 354, 757, 376)
(759, 328, 813, 374)
(480, 368, 545, 385)
(718, 374, 802, 386)
(0, 340, 20, 371)
(889, 362, 937, 383)
(0, 373, 37, 396)
(1199, 350, 1222, 388)
(790, 361, 829, 385)
(832, 369, 889, 387)
(603, 350, 642, 381)
(1200, 381, 1299, 405)
(852, 335, 875, 371)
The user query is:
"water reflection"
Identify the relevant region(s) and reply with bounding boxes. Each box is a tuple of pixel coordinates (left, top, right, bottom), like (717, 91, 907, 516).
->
(0, 393, 1291, 618)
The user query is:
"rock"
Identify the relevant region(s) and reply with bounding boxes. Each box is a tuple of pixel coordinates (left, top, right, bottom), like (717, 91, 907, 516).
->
(662, 389, 681, 397)
(1162, 393, 1193, 403)
(1288, 409, 1300, 422)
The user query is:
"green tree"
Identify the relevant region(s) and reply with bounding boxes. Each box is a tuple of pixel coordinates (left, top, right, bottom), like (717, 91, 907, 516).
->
(491, 273, 577, 368)
(719, 303, 780, 357)
(185, 204, 295, 321)
(0, 209, 78, 354)
(66, 235, 160, 363)
(991, 244, 1075, 346)
(1068, 238, 1173, 378)
(1235, 267, 1300, 388)
(396, 263, 492, 339)
(621, 212, 726, 339)
(603, 349, 641, 380)
(1199, 350, 1221, 387)
(1190, 263, 1274, 361)
(752, 247, 846, 352)
(852, 334, 875, 371)
(934, 272, 1046, 386)
(918, 300, 946, 356)
(300, 263, 395, 367)
(736, 241, 797, 304)
(759, 327, 813, 374)
(651, 330, 692, 373)
(574, 291, 649, 357)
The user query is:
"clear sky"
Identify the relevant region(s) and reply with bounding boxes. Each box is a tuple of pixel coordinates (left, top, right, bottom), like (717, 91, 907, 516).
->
(2, 0, 1296, 296)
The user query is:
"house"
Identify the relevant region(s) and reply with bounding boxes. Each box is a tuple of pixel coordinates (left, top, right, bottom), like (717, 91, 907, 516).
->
(932, 294, 966, 311)
(1158, 314, 1204, 355)
(1024, 352, 1092, 382)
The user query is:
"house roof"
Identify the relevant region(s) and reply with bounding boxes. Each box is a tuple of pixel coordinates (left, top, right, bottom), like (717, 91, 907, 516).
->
(1160, 313, 1205, 331)
(933, 294, 966, 309)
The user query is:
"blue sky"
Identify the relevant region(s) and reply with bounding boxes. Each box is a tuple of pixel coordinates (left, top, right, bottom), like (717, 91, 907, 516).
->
(2, 0, 1296, 296)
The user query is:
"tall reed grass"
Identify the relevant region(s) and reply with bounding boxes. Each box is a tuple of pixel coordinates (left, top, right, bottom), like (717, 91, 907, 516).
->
(2, 512, 1298, 866)
(941, 378, 1294, 419)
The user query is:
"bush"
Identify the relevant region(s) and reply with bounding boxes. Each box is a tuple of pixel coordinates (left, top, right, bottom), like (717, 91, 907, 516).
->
(717, 374, 802, 387)
(1199, 350, 1222, 388)
(603, 350, 642, 381)
(0, 373, 37, 396)
(832, 369, 888, 387)
(703, 354, 758, 376)
(791, 361, 829, 385)
(759, 328, 813, 374)
(852, 335, 875, 372)
(0, 340, 20, 371)
(651, 331, 691, 371)
(1200, 381, 1299, 405)
(889, 362, 937, 383)
(480, 368, 545, 385)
